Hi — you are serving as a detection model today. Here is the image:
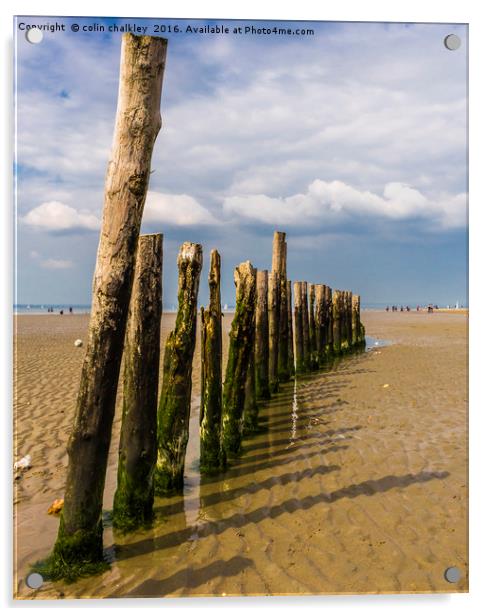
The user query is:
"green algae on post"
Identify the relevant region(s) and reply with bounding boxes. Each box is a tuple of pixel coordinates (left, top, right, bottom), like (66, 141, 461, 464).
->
(200, 249, 225, 473)
(222, 261, 257, 457)
(113, 234, 163, 532)
(255, 270, 270, 401)
(268, 270, 280, 393)
(293, 281, 305, 373)
(155, 242, 203, 493)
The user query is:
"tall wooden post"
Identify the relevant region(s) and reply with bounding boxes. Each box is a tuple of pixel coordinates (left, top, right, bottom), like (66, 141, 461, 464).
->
(255, 270, 270, 400)
(315, 284, 327, 363)
(287, 280, 295, 377)
(301, 282, 311, 371)
(272, 231, 290, 383)
(200, 249, 224, 473)
(155, 242, 202, 494)
(268, 271, 280, 393)
(332, 290, 342, 355)
(293, 281, 304, 373)
(43, 34, 167, 580)
(221, 262, 257, 457)
(309, 284, 319, 370)
(326, 285, 333, 357)
(112, 234, 163, 532)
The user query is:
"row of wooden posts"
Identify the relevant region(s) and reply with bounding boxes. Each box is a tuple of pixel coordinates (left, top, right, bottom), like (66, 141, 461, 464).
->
(113, 229, 366, 531)
(42, 33, 364, 580)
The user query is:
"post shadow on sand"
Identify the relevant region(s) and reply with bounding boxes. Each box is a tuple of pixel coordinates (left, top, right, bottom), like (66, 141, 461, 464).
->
(120, 555, 254, 597)
(154, 462, 343, 519)
(113, 470, 450, 564)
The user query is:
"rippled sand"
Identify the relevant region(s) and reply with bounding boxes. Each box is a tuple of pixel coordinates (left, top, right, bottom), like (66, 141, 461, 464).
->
(14, 311, 468, 598)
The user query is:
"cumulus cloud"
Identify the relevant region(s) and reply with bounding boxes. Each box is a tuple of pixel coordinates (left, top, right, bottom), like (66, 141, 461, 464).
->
(143, 191, 218, 226)
(22, 201, 100, 232)
(40, 258, 74, 269)
(223, 180, 467, 230)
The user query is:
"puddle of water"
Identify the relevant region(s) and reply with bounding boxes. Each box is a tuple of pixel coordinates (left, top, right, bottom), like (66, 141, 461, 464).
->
(365, 336, 391, 351)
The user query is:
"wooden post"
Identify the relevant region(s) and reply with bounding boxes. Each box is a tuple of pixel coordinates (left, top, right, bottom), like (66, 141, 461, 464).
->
(112, 234, 163, 532)
(346, 291, 353, 350)
(243, 314, 259, 434)
(221, 262, 257, 457)
(332, 290, 342, 355)
(42, 34, 167, 580)
(200, 249, 224, 474)
(293, 281, 304, 372)
(325, 285, 333, 357)
(287, 280, 295, 377)
(155, 242, 203, 494)
(301, 282, 311, 371)
(268, 271, 280, 393)
(272, 232, 290, 383)
(309, 284, 319, 370)
(255, 270, 270, 400)
(315, 284, 327, 363)
(352, 293, 359, 347)
(357, 294, 366, 346)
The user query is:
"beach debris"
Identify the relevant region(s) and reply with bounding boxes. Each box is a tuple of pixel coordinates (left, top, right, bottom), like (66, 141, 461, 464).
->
(14, 454, 31, 471)
(47, 499, 64, 515)
(74, 339, 83, 347)
(383, 384, 390, 388)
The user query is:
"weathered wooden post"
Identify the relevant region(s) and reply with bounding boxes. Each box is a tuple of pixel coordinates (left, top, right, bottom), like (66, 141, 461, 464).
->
(272, 232, 290, 383)
(315, 284, 327, 363)
(268, 270, 280, 393)
(221, 262, 257, 456)
(112, 234, 163, 532)
(155, 242, 202, 493)
(357, 294, 366, 346)
(301, 282, 312, 371)
(326, 285, 333, 357)
(255, 270, 270, 400)
(309, 284, 319, 370)
(293, 281, 304, 373)
(352, 293, 359, 347)
(200, 249, 224, 473)
(243, 313, 259, 434)
(41, 34, 167, 579)
(346, 291, 353, 351)
(287, 280, 295, 377)
(339, 291, 348, 353)
(332, 290, 342, 355)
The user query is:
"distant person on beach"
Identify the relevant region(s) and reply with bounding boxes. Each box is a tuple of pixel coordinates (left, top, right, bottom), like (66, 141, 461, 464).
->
(406, 306, 410, 312)
(428, 304, 433, 313)
(69, 307, 73, 314)
(386, 306, 389, 312)
(60, 310, 64, 315)
(400, 306, 404, 312)
(416, 305, 420, 311)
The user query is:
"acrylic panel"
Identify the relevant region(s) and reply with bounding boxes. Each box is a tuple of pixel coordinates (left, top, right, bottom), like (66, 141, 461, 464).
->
(13, 16, 468, 599)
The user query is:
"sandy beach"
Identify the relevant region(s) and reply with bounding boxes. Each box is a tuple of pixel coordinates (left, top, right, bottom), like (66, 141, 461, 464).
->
(13, 310, 468, 598)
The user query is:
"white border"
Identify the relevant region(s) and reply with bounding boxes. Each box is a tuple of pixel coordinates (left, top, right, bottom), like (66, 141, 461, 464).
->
(2, 1, 488, 614)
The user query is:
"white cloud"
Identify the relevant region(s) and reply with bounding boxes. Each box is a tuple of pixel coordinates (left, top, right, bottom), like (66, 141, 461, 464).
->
(143, 191, 218, 226)
(223, 180, 467, 230)
(40, 258, 74, 269)
(22, 201, 100, 232)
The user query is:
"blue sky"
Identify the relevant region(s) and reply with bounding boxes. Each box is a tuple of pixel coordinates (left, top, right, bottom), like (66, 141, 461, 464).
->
(14, 17, 468, 307)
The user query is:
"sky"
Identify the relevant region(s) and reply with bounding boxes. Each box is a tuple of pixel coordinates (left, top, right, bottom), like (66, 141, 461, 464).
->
(14, 17, 468, 308)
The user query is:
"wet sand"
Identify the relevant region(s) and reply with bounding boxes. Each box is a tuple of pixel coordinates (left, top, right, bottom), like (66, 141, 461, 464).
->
(13, 310, 468, 598)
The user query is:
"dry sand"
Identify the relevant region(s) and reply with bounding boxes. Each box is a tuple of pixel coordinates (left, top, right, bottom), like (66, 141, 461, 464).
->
(13, 310, 468, 598)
